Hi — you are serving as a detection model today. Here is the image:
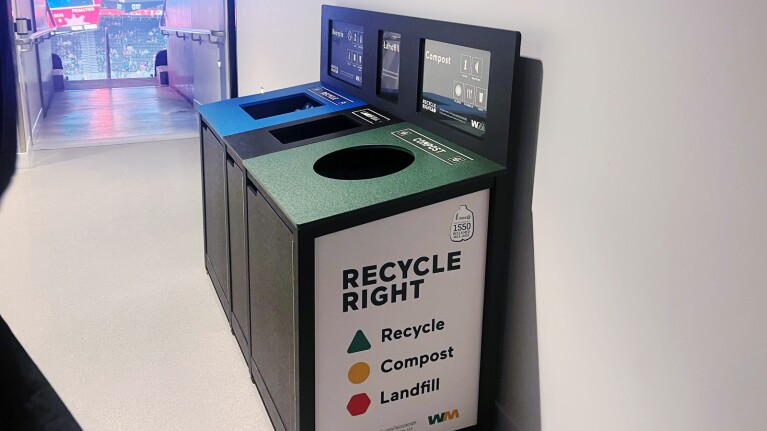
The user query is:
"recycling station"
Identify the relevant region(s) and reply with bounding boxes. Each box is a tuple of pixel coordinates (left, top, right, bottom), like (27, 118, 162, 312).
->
(198, 6, 522, 431)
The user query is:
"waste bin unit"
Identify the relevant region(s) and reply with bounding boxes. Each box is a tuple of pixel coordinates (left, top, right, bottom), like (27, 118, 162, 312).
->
(243, 122, 505, 431)
(199, 4, 523, 430)
(198, 84, 395, 365)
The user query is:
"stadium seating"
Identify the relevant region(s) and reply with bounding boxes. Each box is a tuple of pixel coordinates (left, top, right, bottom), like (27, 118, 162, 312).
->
(154, 49, 168, 86)
(51, 54, 65, 91)
(52, 16, 167, 81)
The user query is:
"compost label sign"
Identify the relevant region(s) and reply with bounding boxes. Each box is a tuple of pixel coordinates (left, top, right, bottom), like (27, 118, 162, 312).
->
(391, 128, 473, 166)
(315, 190, 490, 431)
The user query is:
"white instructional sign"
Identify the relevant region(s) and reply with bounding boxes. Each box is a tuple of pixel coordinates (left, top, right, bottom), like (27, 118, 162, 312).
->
(315, 190, 490, 431)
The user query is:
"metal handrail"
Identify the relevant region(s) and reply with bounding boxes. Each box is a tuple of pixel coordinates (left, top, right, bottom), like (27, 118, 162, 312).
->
(157, 0, 224, 45)
(158, 25, 225, 44)
(15, 23, 225, 46)
(15, 27, 57, 46)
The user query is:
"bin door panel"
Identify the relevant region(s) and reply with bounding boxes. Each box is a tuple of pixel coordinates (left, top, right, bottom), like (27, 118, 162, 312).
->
(227, 158, 249, 354)
(248, 188, 296, 431)
(202, 124, 230, 308)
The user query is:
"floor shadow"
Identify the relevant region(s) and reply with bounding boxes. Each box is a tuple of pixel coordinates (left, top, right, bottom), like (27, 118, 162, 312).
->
(29, 145, 126, 168)
(29, 133, 199, 169)
(495, 57, 544, 431)
(0, 316, 81, 430)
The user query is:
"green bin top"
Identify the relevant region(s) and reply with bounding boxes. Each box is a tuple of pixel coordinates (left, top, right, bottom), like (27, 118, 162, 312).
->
(242, 122, 504, 227)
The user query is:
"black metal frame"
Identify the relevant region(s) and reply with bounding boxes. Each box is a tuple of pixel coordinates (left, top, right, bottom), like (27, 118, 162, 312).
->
(226, 0, 238, 98)
(319, 6, 521, 168)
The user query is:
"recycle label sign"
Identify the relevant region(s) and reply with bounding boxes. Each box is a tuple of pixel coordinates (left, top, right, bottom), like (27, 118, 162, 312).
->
(314, 190, 490, 431)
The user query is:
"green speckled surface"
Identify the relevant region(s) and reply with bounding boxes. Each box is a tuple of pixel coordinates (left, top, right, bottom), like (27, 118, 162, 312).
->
(242, 123, 504, 226)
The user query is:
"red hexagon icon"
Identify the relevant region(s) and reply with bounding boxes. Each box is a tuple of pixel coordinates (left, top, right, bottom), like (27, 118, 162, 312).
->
(346, 393, 371, 416)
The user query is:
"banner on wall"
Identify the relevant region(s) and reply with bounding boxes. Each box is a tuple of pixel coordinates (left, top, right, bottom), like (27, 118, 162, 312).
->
(101, 1, 163, 11)
(127, 9, 163, 16)
(48, 0, 101, 31)
(99, 1, 163, 17)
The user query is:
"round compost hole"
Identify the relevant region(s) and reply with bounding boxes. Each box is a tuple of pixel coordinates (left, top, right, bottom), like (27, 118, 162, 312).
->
(313, 146, 415, 180)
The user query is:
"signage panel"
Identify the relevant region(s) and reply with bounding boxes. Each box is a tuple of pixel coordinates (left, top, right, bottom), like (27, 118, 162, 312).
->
(49, 0, 101, 31)
(420, 40, 491, 139)
(315, 190, 490, 431)
(380, 31, 401, 102)
(330, 20, 364, 87)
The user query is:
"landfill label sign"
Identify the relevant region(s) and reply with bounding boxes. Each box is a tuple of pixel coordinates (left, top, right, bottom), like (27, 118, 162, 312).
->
(308, 86, 354, 105)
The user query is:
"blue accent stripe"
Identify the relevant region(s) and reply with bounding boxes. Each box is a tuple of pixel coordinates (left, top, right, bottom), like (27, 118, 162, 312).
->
(198, 82, 365, 137)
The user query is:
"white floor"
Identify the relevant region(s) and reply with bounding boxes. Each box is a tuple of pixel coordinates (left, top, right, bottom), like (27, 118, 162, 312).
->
(0, 140, 274, 430)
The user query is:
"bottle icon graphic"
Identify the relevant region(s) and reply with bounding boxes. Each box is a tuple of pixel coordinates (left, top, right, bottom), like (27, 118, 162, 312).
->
(451, 205, 475, 242)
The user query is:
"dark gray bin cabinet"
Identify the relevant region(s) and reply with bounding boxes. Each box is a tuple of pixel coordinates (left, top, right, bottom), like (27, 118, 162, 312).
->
(228, 159, 250, 360)
(201, 124, 230, 317)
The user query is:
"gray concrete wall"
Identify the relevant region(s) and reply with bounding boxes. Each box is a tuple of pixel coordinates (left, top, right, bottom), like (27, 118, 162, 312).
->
(32, 0, 53, 115)
(165, 0, 194, 102)
(165, 0, 229, 107)
(13, 0, 42, 153)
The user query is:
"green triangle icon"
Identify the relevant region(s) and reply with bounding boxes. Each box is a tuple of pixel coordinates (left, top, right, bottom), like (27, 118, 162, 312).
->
(347, 330, 371, 354)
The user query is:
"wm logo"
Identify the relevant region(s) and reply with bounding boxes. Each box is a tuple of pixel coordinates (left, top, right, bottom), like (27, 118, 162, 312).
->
(470, 120, 485, 131)
(428, 409, 459, 425)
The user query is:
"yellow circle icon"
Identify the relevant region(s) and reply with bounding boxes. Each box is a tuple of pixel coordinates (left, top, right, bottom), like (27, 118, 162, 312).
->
(348, 362, 371, 384)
